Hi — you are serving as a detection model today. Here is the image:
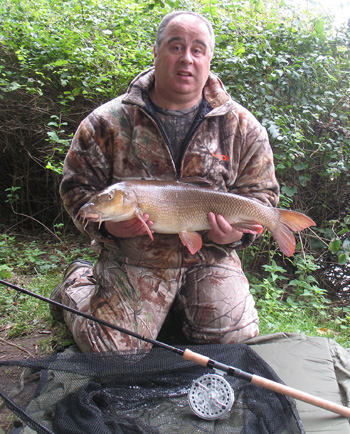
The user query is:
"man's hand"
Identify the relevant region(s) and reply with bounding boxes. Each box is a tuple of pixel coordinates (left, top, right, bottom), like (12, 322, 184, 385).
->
(207, 212, 263, 245)
(104, 214, 154, 239)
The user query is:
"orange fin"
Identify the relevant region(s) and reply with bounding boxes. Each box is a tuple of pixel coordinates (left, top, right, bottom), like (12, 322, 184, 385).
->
(272, 209, 315, 257)
(179, 231, 202, 255)
(231, 221, 264, 234)
(135, 209, 154, 241)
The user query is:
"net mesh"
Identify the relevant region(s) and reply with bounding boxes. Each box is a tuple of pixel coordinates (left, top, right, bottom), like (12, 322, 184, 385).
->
(0, 343, 305, 434)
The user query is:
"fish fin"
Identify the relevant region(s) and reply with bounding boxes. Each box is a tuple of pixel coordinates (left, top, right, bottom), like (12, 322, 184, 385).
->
(231, 222, 264, 234)
(179, 231, 202, 255)
(272, 209, 315, 257)
(134, 209, 154, 241)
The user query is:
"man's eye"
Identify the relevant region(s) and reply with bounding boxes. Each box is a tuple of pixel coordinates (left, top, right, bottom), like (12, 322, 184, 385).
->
(171, 45, 182, 52)
(193, 47, 204, 56)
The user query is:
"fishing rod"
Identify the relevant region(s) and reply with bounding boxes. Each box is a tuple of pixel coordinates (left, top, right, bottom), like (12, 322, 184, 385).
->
(1, 278, 350, 420)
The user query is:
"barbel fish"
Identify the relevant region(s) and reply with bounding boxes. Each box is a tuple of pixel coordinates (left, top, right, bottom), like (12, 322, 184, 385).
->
(77, 180, 315, 256)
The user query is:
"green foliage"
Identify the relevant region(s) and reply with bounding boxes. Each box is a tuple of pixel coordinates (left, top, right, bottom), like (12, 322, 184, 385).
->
(249, 256, 350, 347)
(0, 233, 96, 347)
(250, 256, 328, 316)
(5, 186, 21, 204)
(322, 216, 350, 265)
(0, 233, 97, 277)
(0, 0, 159, 102)
(45, 115, 72, 174)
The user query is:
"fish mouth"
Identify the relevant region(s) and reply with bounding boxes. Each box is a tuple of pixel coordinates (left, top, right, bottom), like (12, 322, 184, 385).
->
(81, 212, 102, 221)
(77, 210, 103, 229)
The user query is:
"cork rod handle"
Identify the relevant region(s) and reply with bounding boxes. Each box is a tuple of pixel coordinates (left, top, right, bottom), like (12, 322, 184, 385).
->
(251, 374, 350, 418)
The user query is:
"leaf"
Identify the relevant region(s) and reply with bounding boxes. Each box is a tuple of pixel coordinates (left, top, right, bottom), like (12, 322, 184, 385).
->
(329, 238, 341, 254)
(293, 161, 308, 171)
(47, 131, 59, 141)
(281, 185, 298, 197)
(317, 328, 334, 335)
(338, 254, 349, 265)
(298, 173, 311, 187)
(52, 59, 69, 67)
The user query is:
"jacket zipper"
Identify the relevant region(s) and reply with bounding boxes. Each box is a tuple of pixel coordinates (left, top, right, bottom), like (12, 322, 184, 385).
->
(141, 99, 212, 179)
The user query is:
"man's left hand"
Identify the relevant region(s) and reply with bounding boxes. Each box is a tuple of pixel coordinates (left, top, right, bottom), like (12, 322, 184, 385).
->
(207, 212, 263, 245)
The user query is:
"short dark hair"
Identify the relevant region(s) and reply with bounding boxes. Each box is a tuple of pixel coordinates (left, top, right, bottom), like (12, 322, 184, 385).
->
(155, 11, 215, 58)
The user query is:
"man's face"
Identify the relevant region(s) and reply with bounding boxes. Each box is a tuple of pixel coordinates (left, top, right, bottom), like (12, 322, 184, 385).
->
(154, 15, 212, 109)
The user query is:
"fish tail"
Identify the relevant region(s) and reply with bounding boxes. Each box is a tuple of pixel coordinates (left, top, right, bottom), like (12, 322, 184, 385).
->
(272, 209, 316, 257)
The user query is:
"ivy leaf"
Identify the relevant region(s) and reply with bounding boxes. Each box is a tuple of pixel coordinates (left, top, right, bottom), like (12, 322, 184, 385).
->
(298, 173, 311, 186)
(294, 162, 308, 171)
(338, 254, 348, 265)
(329, 238, 341, 254)
(281, 185, 298, 197)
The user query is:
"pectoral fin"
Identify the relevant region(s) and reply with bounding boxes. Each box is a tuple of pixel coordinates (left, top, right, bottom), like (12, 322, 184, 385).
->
(179, 231, 202, 255)
(134, 209, 154, 241)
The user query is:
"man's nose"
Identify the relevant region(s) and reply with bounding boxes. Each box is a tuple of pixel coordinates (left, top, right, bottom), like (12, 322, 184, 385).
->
(180, 48, 193, 64)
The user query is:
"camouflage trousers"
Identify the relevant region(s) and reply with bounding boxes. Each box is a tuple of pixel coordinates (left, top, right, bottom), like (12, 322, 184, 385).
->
(60, 252, 259, 353)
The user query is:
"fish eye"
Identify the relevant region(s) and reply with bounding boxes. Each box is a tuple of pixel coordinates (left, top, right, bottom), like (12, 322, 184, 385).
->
(107, 193, 114, 201)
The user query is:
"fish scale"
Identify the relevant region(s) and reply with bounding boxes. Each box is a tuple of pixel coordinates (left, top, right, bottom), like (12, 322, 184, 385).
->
(134, 183, 276, 233)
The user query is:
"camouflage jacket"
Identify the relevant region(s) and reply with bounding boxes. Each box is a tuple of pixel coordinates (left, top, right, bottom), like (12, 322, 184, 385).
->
(60, 68, 279, 268)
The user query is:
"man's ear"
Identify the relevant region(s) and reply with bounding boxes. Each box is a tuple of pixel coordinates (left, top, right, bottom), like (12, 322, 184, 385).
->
(153, 45, 157, 58)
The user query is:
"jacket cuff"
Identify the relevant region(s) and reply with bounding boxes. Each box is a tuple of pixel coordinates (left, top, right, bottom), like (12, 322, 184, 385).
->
(99, 222, 118, 240)
(201, 232, 256, 250)
(238, 233, 257, 249)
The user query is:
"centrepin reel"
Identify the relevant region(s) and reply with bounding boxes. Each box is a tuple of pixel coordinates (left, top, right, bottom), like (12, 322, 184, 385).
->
(188, 371, 235, 420)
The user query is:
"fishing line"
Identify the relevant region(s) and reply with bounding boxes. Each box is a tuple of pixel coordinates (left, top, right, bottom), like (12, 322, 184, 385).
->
(1, 278, 350, 419)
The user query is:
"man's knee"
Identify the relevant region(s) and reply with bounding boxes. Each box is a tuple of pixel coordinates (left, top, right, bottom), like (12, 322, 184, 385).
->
(182, 316, 259, 345)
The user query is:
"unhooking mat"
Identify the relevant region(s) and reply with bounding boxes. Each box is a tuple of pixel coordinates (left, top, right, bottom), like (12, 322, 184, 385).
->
(1, 333, 350, 434)
(246, 333, 350, 433)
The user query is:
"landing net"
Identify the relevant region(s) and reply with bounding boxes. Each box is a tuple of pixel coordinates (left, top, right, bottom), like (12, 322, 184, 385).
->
(0, 343, 305, 434)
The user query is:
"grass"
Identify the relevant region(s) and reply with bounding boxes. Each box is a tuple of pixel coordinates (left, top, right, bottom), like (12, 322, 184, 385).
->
(0, 232, 98, 353)
(249, 263, 350, 348)
(258, 305, 350, 348)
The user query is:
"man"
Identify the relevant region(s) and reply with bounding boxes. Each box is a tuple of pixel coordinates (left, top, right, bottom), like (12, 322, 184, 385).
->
(51, 11, 279, 353)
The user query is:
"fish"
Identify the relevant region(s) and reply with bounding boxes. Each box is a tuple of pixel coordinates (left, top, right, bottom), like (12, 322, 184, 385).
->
(77, 179, 316, 257)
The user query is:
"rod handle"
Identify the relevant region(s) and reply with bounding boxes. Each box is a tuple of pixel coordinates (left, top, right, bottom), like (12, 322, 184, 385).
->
(183, 349, 209, 367)
(252, 374, 350, 418)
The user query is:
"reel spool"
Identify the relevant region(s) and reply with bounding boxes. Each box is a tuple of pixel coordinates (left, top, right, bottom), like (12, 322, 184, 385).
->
(188, 373, 234, 420)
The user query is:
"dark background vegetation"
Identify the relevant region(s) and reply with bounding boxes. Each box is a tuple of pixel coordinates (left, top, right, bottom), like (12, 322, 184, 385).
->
(0, 0, 349, 343)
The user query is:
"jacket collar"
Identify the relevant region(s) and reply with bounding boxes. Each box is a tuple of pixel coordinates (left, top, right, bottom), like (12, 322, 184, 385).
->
(122, 67, 237, 115)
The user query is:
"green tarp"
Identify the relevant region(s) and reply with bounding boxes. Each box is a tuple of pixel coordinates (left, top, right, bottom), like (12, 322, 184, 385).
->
(247, 333, 350, 433)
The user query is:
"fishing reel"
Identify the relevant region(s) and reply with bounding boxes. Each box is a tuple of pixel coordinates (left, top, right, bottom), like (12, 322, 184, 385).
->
(188, 371, 234, 420)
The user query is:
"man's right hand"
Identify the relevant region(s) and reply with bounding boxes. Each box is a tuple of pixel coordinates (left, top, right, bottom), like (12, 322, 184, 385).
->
(104, 214, 154, 238)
